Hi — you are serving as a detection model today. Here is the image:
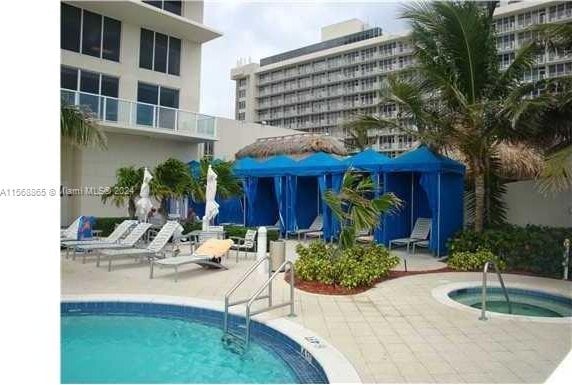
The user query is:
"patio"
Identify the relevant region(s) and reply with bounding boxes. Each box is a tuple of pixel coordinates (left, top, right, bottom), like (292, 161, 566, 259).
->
(61, 244, 571, 383)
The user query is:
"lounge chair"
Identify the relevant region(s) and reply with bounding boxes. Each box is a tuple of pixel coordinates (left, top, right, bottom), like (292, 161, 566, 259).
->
(150, 238, 234, 282)
(388, 217, 432, 254)
(61, 220, 137, 257)
(60, 216, 81, 241)
(288, 215, 323, 241)
(356, 229, 374, 243)
(412, 239, 429, 255)
(230, 229, 257, 261)
(266, 219, 281, 232)
(98, 221, 182, 271)
(70, 222, 153, 264)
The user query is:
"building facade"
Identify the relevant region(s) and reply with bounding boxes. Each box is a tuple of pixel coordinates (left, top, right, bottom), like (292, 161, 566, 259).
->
(60, 1, 299, 223)
(231, 0, 572, 157)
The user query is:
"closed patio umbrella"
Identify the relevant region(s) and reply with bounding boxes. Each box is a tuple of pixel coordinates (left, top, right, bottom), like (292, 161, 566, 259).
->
(202, 165, 220, 230)
(135, 167, 154, 222)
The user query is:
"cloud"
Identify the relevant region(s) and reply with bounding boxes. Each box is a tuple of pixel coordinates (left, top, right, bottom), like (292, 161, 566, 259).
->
(200, 1, 406, 118)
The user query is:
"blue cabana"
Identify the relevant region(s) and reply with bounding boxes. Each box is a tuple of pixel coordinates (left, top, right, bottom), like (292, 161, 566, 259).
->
(344, 149, 392, 243)
(295, 152, 346, 240)
(381, 146, 465, 256)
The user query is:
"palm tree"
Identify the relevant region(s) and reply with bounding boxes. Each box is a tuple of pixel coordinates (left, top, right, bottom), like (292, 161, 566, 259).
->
(189, 158, 242, 203)
(344, 116, 371, 151)
(101, 166, 143, 218)
(348, 1, 555, 232)
(323, 171, 401, 249)
(152, 158, 194, 215)
(61, 103, 107, 149)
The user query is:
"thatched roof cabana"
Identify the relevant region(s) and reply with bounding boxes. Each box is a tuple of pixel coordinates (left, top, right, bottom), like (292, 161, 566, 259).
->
(443, 141, 544, 180)
(235, 133, 348, 159)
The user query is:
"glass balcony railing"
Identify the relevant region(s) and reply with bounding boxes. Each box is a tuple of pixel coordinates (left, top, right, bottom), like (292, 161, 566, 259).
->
(61, 89, 216, 139)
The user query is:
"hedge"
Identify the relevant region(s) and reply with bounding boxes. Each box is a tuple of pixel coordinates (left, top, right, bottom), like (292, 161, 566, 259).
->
(448, 224, 572, 278)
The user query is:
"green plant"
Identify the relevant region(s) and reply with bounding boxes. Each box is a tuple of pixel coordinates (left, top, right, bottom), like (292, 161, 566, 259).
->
(324, 171, 401, 249)
(447, 249, 505, 272)
(294, 241, 400, 289)
(61, 102, 107, 149)
(448, 224, 572, 278)
(152, 158, 194, 215)
(180, 222, 279, 250)
(93, 217, 131, 237)
(189, 158, 242, 202)
(101, 166, 143, 218)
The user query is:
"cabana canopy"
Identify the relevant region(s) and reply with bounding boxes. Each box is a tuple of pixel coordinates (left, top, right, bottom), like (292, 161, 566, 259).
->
(344, 148, 391, 172)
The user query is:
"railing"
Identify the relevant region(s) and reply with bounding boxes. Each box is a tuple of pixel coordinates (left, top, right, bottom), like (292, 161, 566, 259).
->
(61, 89, 216, 139)
(479, 260, 512, 321)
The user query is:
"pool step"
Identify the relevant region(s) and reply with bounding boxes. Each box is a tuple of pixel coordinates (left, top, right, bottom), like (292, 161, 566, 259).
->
(221, 331, 246, 355)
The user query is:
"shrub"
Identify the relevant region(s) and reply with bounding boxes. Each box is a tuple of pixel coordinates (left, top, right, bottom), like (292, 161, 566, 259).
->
(295, 241, 400, 289)
(447, 249, 506, 271)
(93, 217, 131, 236)
(448, 224, 572, 278)
(181, 222, 279, 250)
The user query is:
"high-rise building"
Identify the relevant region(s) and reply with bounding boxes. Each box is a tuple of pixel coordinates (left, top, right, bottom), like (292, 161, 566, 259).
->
(231, 0, 572, 157)
(60, 0, 298, 223)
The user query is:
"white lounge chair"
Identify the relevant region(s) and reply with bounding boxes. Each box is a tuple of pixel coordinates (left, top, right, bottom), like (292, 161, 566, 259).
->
(61, 220, 137, 257)
(230, 229, 257, 261)
(150, 238, 234, 282)
(389, 217, 432, 254)
(60, 216, 81, 241)
(70, 222, 153, 264)
(289, 215, 323, 241)
(98, 221, 181, 271)
(356, 229, 374, 243)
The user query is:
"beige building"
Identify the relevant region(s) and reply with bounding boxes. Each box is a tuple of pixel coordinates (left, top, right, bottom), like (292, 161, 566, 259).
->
(61, 0, 297, 224)
(231, 0, 572, 157)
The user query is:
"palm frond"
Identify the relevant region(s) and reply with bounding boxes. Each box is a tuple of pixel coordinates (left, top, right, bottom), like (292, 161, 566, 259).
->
(61, 103, 107, 149)
(536, 144, 572, 194)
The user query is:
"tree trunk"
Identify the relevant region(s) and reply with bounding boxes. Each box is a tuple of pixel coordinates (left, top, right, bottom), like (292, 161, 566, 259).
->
(128, 198, 136, 219)
(474, 171, 485, 233)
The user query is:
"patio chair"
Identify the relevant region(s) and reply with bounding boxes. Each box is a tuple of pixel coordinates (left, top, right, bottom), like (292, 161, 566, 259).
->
(388, 217, 432, 254)
(98, 221, 182, 271)
(412, 240, 430, 255)
(356, 229, 374, 243)
(70, 222, 153, 264)
(61, 220, 137, 257)
(288, 215, 323, 241)
(150, 238, 234, 282)
(230, 229, 257, 261)
(60, 216, 81, 241)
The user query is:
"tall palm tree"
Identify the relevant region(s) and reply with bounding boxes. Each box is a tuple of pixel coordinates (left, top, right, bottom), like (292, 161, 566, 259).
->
(61, 103, 107, 149)
(101, 166, 144, 218)
(348, 1, 554, 232)
(323, 171, 401, 249)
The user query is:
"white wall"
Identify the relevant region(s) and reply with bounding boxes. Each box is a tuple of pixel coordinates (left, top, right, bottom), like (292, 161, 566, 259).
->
(504, 180, 572, 227)
(61, 132, 201, 221)
(212, 118, 300, 161)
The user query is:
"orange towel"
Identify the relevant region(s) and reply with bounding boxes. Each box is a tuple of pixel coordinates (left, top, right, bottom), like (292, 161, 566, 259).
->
(194, 239, 234, 257)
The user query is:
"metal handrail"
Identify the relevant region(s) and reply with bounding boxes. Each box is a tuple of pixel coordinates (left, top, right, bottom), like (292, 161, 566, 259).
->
(244, 260, 295, 348)
(479, 260, 512, 320)
(223, 256, 271, 333)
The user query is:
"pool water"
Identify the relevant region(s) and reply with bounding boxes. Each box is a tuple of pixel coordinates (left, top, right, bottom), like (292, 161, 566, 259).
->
(61, 315, 298, 384)
(448, 287, 572, 317)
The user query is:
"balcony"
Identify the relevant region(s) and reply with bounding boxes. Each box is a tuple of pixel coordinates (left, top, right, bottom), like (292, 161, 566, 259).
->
(61, 89, 216, 142)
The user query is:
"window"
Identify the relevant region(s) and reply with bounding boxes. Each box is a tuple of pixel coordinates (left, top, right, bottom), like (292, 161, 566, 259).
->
(143, 1, 182, 16)
(60, 4, 121, 62)
(136, 82, 179, 128)
(139, 28, 181, 75)
(61, 4, 81, 52)
(203, 142, 214, 158)
(60, 66, 119, 121)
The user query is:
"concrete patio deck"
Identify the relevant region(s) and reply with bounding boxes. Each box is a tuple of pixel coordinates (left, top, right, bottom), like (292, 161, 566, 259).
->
(61, 245, 571, 383)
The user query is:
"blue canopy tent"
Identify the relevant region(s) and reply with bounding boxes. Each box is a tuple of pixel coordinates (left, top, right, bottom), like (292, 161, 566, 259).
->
(344, 149, 392, 243)
(294, 152, 346, 241)
(380, 146, 465, 256)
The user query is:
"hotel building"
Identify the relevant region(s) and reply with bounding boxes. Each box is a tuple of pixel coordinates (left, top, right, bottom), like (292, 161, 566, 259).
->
(231, 0, 572, 157)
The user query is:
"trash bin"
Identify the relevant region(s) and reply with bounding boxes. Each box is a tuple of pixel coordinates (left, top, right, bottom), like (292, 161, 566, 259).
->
(269, 240, 286, 272)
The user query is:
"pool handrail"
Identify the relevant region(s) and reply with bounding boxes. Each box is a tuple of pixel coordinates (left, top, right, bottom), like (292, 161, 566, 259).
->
(479, 260, 512, 320)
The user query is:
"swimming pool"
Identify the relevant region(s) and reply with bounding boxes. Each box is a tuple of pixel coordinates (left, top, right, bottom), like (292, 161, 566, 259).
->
(61, 301, 329, 384)
(448, 287, 572, 318)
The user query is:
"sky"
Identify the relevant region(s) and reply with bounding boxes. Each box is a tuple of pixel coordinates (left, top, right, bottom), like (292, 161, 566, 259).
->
(200, 1, 407, 118)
